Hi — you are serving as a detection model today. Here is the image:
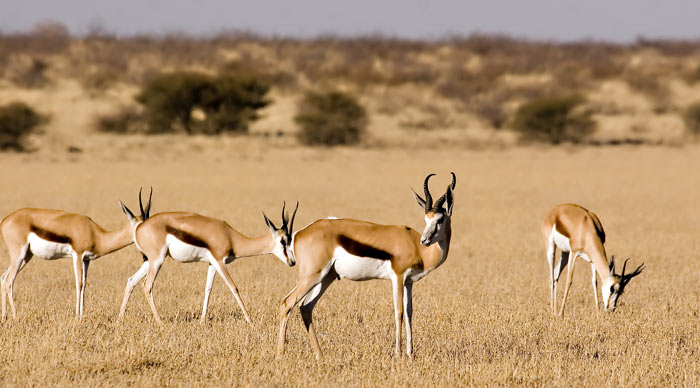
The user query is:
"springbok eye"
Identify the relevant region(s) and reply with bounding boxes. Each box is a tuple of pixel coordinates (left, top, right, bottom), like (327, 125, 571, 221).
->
(609, 286, 615, 294)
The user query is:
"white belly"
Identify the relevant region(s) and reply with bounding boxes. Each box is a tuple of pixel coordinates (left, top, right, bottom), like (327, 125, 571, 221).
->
(551, 226, 571, 252)
(27, 232, 74, 260)
(333, 247, 393, 281)
(166, 235, 211, 263)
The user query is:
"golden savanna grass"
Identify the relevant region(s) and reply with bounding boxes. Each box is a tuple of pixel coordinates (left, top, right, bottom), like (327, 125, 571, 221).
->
(1, 145, 699, 387)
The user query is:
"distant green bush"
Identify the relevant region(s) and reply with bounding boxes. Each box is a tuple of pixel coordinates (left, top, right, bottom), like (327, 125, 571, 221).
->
(295, 91, 368, 146)
(683, 101, 700, 138)
(136, 72, 269, 134)
(511, 95, 594, 144)
(0, 101, 45, 151)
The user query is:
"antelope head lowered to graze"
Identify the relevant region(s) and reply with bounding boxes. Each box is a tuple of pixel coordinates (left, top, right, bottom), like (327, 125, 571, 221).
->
(117, 202, 298, 324)
(277, 173, 456, 359)
(0, 188, 152, 320)
(541, 203, 644, 316)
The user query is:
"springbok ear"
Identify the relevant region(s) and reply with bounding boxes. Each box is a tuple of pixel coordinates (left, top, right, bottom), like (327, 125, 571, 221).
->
(118, 200, 136, 223)
(412, 188, 427, 210)
(445, 185, 454, 216)
(262, 212, 277, 233)
(609, 255, 615, 276)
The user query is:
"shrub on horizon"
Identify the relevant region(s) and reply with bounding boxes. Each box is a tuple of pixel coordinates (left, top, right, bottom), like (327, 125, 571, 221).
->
(295, 91, 368, 146)
(511, 95, 594, 144)
(0, 101, 45, 151)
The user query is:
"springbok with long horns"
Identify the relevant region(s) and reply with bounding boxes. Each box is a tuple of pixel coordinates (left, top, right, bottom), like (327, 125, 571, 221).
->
(542, 203, 644, 316)
(277, 173, 456, 359)
(0, 189, 151, 320)
(117, 202, 297, 324)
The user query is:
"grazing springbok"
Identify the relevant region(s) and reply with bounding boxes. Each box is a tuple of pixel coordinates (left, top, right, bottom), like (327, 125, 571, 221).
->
(277, 173, 456, 359)
(542, 203, 644, 316)
(0, 189, 151, 320)
(117, 202, 297, 324)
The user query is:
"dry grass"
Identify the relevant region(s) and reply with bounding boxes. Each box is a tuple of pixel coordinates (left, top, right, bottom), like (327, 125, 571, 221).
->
(1, 145, 699, 387)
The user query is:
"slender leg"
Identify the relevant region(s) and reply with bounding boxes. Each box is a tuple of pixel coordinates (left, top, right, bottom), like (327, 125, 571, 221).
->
(72, 252, 83, 318)
(209, 258, 250, 324)
(299, 270, 336, 360)
(6, 244, 31, 320)
(142, 257, 164, 324)
(200, 265, 216, 323)
(553, 251, 569, 315)
(277, 277, 319, 357)
(117, 261, 149, 322)
(1, 268, 10, 320)
(591, 264, 599, 311)
(558, 253, 578, 317)
(391, 272, 405, 356)
(545, 241, 556, 314)
(79, 259, 90, 319)
(403, 281, 414, 356)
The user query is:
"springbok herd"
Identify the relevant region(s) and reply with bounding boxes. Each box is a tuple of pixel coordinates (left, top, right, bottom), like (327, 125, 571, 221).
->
(0, 173, 643, 360)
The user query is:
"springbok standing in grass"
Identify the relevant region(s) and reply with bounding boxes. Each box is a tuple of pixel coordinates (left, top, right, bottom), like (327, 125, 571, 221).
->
(0, 189, 151, 320)
(117, 202, 297, 324)
(542, 203, 644, 316)
(276, 173, 456, 359)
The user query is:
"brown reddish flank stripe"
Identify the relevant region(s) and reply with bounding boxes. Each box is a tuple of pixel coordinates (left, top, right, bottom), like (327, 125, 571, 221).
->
(29, 225, 72, 244)
(337, 235, 392, 260)
(165, 225, 209, 249)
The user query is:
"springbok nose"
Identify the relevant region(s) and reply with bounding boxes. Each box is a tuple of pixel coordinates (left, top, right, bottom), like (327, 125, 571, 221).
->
(420, 238, 429, 246)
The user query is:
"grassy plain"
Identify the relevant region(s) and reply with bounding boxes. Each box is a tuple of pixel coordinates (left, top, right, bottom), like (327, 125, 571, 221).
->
(1, 144, 699, 387)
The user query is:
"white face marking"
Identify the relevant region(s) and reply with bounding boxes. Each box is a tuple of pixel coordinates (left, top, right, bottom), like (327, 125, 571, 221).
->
(421, 213, 442, 246)
(601, 278, 620, 312)
(550, 225, 571, 252)
(165, 234, 210, 263)
(27, 232, 74, 260)
(271, 234, 292, 266)
(332, 246, 393, 281)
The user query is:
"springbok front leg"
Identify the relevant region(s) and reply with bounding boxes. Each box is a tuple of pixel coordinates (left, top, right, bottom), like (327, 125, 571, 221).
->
(117, 260, 149, 322)
(591, 263, 599, 311)
(277, 276, 320, 356)
(5, 244, 31, 320)
(391, 272, 405, 356)
(208, 258, 251, 324)
(299, 270, 337, 360)
(141, 255, 165, 325)
(403, 281, 414, 356)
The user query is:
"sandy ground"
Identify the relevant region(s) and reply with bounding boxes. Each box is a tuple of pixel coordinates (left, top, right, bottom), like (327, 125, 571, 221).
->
(0, 144, 699, 386)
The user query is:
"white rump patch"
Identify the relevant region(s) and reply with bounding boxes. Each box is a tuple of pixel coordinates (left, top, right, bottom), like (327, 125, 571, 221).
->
(550, 225, 571, 252)
(27, 232, 74, 260)
(332, 246, 393, 281)
(166, 234, 212, 263)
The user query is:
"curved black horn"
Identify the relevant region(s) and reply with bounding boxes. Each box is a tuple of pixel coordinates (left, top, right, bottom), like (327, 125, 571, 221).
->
(423, 173, 436, 210)
(622, 258, 630, 276)
(288, 201, 299, 236)
(138, 187, 145, 220)
(144, 187, 153, 219)
(434, 172, 456, 210)
(281, 201, 288, 228)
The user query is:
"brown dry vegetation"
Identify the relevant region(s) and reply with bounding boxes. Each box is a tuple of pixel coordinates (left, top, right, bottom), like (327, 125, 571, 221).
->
(2, 31, 700, 147)
(1, 146, 700, 387)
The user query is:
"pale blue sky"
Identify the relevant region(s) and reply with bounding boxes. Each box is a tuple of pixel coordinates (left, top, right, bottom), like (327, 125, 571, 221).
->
(1, 0, 699, 42)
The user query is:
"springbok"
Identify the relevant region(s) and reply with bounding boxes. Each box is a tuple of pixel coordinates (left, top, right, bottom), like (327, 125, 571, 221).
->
(117, 202, 297, 324)
(542, 203, 644, 316)
(0, 189, 151, 320)
(277, 173, 456, 359)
